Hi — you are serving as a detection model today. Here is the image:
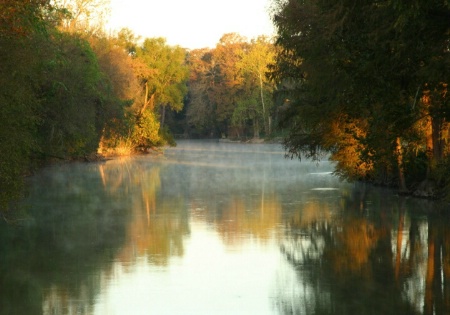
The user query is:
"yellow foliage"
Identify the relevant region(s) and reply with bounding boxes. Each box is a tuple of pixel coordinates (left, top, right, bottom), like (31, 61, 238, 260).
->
(328, 115, 373, 180)
(329, 218, 379, 274)
(132, 110, 161, 147)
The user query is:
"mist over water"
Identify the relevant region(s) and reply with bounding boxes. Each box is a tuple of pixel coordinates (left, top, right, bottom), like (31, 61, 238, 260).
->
(0, 140, 447, 315)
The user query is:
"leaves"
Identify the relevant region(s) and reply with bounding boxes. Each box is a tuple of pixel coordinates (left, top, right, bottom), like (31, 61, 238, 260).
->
(270, 0, 450, 190)
(186, 34, 277, 139)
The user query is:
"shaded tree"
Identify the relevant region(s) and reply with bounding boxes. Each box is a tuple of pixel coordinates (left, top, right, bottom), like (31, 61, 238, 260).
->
(270, 0, 450, 195)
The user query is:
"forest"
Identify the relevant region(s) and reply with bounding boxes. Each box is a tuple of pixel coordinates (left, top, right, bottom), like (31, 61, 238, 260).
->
(0, 0, 276, 212)
(0, 0, 449, 212)
(270, 0, 450, 198)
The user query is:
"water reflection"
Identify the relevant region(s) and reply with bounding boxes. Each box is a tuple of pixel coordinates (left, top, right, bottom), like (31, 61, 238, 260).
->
(1, 140, 448, 314)
(101, 160, 190, 267)
(277, 183, 450, 315)
(214, 193, 282, 246)
(0, 161, 132, 314)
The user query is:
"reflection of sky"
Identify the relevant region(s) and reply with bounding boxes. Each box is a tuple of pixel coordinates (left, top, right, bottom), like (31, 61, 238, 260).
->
(20, 140, 353, 314)
(89, 141, 345, 314)
(95, 222, 283, 315)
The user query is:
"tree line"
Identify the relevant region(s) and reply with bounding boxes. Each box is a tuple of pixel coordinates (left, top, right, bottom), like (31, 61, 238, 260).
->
(2, 0, 448, 212)
(0, 0, 189, 211)
(185, 33, 276, 139)
(270, 0, 449, 198)
(0, 0, 278, 212)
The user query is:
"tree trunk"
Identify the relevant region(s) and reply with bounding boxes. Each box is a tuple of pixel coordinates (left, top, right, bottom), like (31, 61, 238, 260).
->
(140, 82, 155, 115)
(432, 116, 446, 164)
(259, 73, 267, 135)
(253, 118, 260, 139)
(268, 116, 272, 136)
(395, 137, 408, 193)
(161, 104, 166, 127)
(425, 115, 434, 178)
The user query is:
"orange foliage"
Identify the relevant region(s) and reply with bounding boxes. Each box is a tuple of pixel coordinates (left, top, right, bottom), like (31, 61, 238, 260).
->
(328, 218, 379, 274)
(216, 193, 282, 246)
(328, 114, 373, 180)
(0, 0, 50, 37)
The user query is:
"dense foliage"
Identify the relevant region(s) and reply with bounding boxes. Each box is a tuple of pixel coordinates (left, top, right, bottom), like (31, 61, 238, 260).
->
(0, 0, 277, 212)
(0, 1, 189, 211)
(270, 0, 450, 197)
(185, 33, 277, 139)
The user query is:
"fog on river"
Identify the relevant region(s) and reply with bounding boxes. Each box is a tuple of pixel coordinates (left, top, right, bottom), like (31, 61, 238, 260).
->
(0, 140, 448, 315)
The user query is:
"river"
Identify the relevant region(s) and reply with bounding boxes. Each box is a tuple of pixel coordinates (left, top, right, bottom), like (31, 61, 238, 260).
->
(1, 140, 448, 315)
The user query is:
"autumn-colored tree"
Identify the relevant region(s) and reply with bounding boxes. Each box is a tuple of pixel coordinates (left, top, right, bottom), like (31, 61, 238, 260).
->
(236, 35, 276, 136)
(186, 48, 218, 136)
(88, 34, 140, 155)
(270, 0, 450, 195)
(186, 33, 276, 139)
(210, 33, 247, 137)
(0, 0, 52, 37)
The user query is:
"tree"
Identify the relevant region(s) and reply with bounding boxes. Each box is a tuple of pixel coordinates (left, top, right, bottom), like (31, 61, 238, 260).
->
(53, 0, 110, 35)
(210, 33, 248, 137)
(37, 32, 119, 157)
(0, 0, 52, 37)
(185, 33, 278, 139)
(89, 34, 140, 155)
(237, 36, 276, 136)
(270, 0, 450, 195)
(0, 0, 55, 211)
(186, 48, 218, 137)
(135, 38, 188, 126)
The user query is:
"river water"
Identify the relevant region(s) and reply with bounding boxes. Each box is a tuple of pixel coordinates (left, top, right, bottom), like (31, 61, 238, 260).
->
(1, 140, 449, 315)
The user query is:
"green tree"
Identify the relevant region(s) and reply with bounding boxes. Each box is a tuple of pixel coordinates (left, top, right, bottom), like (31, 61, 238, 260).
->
(0, 36, 40, 210)
(0, 0, 54, 211)
(270, 0, 450, 195)
(127, 37, 188, 148)
(37, 32, 118, 157)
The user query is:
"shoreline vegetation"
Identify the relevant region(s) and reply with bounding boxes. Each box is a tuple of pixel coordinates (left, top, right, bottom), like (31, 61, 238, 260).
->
(1, 0, 449, 213)
(270, 0, 450, 201)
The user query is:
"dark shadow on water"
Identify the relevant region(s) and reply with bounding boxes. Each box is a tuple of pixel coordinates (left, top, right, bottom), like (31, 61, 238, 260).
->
(276, 182, 450, 315)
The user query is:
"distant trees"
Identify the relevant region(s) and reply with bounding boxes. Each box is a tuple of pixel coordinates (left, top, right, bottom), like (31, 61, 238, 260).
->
(270, 0, 450, 196)
(186, 33, 276, 139)
(237, 36, 276, 137)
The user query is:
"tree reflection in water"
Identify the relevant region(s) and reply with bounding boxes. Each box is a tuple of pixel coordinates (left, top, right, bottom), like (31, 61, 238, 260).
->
(0, 161, 132, 315)
(277, 183, 450, 315)
(0, 156, 191, 315)
(102, 159, 190, 267)
(4, 142, 450, 315)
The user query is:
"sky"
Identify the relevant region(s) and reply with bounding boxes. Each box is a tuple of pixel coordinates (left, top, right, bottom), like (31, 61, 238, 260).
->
(106, 0, 276, 49)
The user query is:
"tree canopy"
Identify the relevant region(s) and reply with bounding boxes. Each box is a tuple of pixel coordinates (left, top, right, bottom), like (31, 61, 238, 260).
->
(185, 33, 277, 139)
(270, 0, 450, 197)
(0, 0, 191, 211)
